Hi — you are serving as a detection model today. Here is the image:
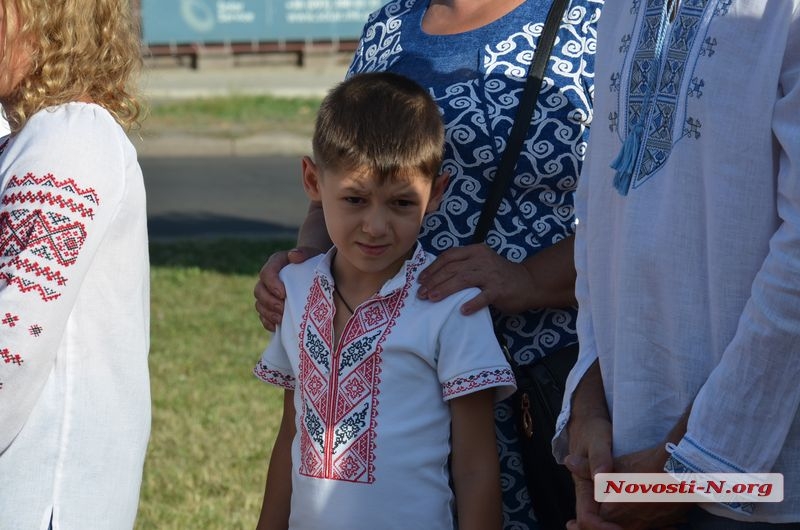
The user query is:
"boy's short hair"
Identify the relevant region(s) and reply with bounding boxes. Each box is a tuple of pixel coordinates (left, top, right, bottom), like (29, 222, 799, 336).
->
(313, 72, 444, 182)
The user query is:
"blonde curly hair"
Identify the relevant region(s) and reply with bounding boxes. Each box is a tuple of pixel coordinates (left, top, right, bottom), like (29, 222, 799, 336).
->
(2, 0, 142, 133)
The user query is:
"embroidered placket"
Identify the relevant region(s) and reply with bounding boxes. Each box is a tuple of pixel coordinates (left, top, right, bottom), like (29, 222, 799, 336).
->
(613, 0, 678, 194)
(324, 291, 405, 481)
(298, 251, 422, 483)
(298, 284, 400, 483)
(323, 308, 357, 480)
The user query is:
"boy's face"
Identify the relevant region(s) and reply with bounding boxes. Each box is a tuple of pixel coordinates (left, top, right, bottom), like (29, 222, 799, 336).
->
(302, 156, 448, 284)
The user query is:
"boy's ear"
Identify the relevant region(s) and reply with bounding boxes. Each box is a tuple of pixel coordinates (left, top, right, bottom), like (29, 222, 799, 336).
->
(425, 170, 450, 213)
(301, 156, 322, 201)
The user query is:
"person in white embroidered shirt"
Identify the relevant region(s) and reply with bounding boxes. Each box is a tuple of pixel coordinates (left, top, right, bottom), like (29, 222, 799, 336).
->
(253, 71, 516, 530)
(0, 1, 150, 529)
(552, 1, 800, 529)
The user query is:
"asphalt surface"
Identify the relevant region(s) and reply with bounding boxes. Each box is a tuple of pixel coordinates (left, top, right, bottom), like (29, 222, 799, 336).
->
(138, 58, 349, 240)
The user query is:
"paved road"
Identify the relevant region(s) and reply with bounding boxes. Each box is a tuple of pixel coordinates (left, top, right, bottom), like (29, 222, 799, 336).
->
(142, 154, 309, 241)
(139, 61, 348, 240)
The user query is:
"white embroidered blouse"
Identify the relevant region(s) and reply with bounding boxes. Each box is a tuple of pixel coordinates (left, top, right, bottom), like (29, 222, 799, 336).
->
(255, 245, 515, 530)
(0, 103, 150, 529)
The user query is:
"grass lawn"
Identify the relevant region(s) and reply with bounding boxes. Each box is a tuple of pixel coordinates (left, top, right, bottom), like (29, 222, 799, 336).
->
(137, 238, 293, 530)
(142, 95, 321, 139)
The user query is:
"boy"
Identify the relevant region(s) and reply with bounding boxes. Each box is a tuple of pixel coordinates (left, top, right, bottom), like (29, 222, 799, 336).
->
(253, 72, 516, 530)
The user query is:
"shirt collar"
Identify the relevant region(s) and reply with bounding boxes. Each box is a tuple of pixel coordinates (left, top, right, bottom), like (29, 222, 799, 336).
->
(314, 242, 427, 298)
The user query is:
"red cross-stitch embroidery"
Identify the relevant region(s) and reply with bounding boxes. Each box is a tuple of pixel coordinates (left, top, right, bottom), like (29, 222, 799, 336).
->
(5, 172, 99, 205)
(1, 210, 87, 267)
(1, 171, 97, 301)
(1, 348, 24, 366)
(296, 252, 422, 484)
(442, 368, 516, 400)
(253, 359, 295, 389)
(2, 312, 19, 327)
(0, 269, 61, 301)
(0, 347, 25, 392)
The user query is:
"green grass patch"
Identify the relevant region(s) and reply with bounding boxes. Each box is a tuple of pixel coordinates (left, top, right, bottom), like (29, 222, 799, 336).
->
(137, 239, 293, 530)
(142, 95, 320, 139)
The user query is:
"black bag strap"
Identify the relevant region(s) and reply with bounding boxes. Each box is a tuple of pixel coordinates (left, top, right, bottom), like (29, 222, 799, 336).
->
(472, 0, 570, 244)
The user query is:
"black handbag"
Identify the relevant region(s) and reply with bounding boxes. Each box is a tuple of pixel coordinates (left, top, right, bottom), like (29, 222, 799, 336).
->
(471, 0, 577, 528)
(511, 343, 578, 529)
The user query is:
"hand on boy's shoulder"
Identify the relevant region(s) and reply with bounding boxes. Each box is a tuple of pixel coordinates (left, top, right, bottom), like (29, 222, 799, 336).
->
(416, 251, 487, 308)
(410, 253, 488, 308)
(414, 281, 485, 309)
(287, 246, 324, 264)
(278, 251, 326, 282)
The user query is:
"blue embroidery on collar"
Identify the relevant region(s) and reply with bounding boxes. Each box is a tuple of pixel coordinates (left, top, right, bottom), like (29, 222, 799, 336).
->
(611, 0, 727, 194)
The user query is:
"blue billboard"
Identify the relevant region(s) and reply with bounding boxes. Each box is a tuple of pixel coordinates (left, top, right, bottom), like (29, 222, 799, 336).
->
(141, 0, 384, 45)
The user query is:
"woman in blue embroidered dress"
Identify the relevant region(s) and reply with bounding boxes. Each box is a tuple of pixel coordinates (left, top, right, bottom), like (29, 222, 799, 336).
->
(254, 1, 602, 527)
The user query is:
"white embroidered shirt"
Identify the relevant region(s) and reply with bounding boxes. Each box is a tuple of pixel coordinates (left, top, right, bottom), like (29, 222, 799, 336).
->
(0, 103, 150, 530)
(255, 245, 515, 530)
(553, 0, 800, 522)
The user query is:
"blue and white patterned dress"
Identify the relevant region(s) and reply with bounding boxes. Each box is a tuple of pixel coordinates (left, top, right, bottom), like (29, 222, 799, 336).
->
(347, 1, 602, 527)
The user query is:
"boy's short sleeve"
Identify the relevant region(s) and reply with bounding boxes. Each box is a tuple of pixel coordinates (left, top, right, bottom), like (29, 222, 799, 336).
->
(253, 323, 296, 391)
(436, 295, 516, 402)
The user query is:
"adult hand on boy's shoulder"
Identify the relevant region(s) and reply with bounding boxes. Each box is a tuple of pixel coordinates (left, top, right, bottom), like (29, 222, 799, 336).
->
(255, 246, 322, 331)
(416, 243, 527, 315)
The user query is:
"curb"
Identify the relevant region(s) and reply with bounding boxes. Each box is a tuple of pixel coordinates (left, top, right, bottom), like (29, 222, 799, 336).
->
(135, 64, 343, 157)
(130, 132, 311, 157)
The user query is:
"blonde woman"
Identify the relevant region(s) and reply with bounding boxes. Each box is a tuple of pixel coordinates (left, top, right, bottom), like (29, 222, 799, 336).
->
(0, 1, 150, 529)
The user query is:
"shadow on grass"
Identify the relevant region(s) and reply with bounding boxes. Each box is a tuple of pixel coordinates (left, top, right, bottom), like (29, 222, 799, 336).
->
(149, 238, 295, 276)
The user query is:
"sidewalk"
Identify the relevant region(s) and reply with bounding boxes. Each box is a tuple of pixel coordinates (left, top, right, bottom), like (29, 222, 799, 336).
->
(134, 58, 350, 157)
(141, 57, 350, 100)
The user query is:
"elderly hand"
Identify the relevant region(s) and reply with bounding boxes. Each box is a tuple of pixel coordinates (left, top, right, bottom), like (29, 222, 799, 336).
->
(563, 361, 619, 530)
(593, 446, 690, 530)
(254, 246, 322, 331)
(564, 416, 619, 530)
(416, 243, 532, 315)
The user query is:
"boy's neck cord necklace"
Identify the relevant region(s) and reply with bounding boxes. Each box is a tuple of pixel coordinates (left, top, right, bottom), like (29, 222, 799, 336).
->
(333, 286, 355, 315)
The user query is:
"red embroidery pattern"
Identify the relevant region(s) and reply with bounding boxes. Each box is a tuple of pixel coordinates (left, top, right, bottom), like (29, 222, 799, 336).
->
(297, 253, 422, 484)
(0, 347, 25, 390)
(253, 359, 295, 389)
(1, 172, 97, 301)
(0, 314, 39, 391)
(1, 347, 24, 366)
(5, 172, 100, 210)
(2, 210, 87, 266)
(441, 368, 516, 400)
